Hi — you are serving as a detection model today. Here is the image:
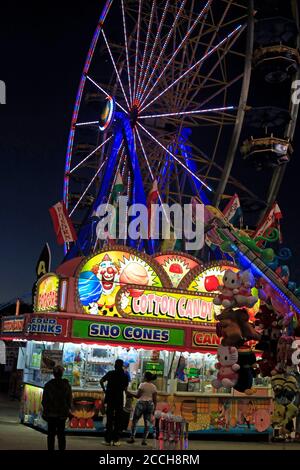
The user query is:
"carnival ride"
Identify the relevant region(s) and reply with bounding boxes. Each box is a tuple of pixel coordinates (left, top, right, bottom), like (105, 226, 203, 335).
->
(59, 0, 300, 440)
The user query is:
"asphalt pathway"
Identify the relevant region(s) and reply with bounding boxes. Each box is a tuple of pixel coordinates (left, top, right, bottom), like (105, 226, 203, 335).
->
(0, 394, 300, 451)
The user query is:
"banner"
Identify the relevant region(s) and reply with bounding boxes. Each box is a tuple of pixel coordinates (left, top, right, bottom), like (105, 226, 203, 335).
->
(223, 193, 243, 227)
(253, 202, 283, 245)
(49, 201, 77, 245)
(35, 243, 51, 279)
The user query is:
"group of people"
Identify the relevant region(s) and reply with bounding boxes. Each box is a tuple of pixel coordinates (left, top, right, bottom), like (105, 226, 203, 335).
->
(42, 359, 157, 450)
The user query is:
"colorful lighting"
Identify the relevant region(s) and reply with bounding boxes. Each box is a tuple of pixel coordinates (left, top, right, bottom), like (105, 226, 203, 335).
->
(139, 0, 212, 104)
(70, 135, 113, 174)
(141, 24, 244, 112)
(137, 122, 212, 192)
(139, 106, 235, 120)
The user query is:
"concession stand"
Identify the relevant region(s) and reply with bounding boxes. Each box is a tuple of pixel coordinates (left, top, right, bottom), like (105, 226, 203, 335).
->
(0, 247, 273, 436)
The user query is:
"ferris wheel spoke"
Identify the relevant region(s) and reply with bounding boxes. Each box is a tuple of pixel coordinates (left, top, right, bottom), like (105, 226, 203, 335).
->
(85, 75, 128, 114)
(121, 0, 133, 106)
(138, 0, 188, 104)
(136, 0, 170, 101)
(135, 0, 156, 101)
(140, 24, 244, 113)
(139, 106, 236, 120)
(101, 29, 130, 110)
(69, 157, 109, 217)
(139, 0, 212, 106)
(133, 0, 142, 102)
(180, 25, 245, 113)
(137, 122, 212, 192)
(69, 135, 113, 174)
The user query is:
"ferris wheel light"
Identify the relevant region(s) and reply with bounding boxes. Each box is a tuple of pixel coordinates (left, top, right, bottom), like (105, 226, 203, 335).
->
(139, 106, 235, 120)
(99, 96, 116, 131)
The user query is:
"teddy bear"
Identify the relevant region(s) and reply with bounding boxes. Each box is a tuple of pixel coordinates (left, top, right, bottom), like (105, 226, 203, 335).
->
(254, 304, 282, 351)
(271, 336, 294, 375)
(212, 345, 240, 389)
(217, 308, 261, 347)
(257, 350, 277, 377)
(234, 270, 258, 308)
(234, 350, 258, 394)
(213, 270, 240, 308)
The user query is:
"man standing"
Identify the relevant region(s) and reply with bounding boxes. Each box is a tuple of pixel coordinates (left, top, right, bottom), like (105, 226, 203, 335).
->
(100, 359, 129, 446)
(42, 365, 72, 451)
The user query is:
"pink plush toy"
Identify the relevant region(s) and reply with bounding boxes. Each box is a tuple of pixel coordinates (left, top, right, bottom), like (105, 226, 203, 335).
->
(213, 270, 240, 308)
(212, 345, 240, 389)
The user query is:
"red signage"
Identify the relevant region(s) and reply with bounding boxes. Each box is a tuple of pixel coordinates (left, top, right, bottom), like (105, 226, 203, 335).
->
(26, 316, 69, 338)
(1, 316, 25, 334)
(192, 330, 221, 348)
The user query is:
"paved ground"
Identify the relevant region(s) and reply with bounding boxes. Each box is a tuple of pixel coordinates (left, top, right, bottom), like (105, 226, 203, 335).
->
(0, 394, 300, 450)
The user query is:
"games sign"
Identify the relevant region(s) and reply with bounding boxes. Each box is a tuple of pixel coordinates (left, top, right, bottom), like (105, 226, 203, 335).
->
(35, 274, 60, 312)
(116, 285, 215, 324)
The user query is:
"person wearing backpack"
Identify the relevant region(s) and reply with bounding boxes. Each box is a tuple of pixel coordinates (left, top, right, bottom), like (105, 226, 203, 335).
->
(42, 365, 73, 451)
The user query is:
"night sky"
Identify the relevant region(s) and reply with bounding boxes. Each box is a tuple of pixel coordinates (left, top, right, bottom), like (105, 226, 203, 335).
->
(1, 1, 300, 305)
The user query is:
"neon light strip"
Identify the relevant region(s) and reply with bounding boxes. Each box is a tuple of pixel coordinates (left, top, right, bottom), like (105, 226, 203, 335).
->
(76, 121, 99, 126)
(139, 0, 212, 105)
(137, 122, 212, 191)
(133, 0, 142, 101)
(139, 106, 235, 119)
(69, 157, 108, 217)
(121, 0, 133, 106)
(138, 0, 187, 104)
(137, 0, 170, 100)
(135, 0, 156, 100)
(99, 0, 114, 26)
(70, 135, 113, 174)
(141, 24, 243, 112)
(86, 75, 128, 114)
(101, 29, 130, 109)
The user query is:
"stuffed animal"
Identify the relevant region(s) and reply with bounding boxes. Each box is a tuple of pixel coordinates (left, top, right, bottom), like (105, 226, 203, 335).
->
(271, 373, 299, 441)
(212, 345, 240, 389)
(234, 270, 258, 308)
(271, 336, 294, 375)
(254, 304, 282, 351)
(217, 308, 261, 347)
(213, 270, 240, 308)
(234, 350, 258, 394)
(258, 350, 277, 377)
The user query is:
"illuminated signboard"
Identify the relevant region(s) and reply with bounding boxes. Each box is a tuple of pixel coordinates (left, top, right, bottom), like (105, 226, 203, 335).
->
(180, 261, 238, 293)
(77, 247, 169, 317)
(1, 316, 25, 334)
(72, 319, 185, 347)
(35, 274, 60, 312)
(116, 285, 215, 324)
(192, 330, 221, 348)
(26, 317, 68, 337)
(153, 252, 202, 287)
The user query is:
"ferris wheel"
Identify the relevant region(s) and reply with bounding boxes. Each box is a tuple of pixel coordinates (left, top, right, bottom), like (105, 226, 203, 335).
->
(63, 0, 299, 256)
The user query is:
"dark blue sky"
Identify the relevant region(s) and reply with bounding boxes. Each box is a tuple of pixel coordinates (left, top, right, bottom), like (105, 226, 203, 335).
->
(0, 1, 300, 305)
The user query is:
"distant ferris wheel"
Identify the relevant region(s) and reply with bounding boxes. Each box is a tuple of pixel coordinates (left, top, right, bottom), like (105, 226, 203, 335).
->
(62, 0, 299, 256)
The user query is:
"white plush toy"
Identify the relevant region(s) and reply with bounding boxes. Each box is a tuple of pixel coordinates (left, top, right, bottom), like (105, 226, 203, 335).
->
(213, 269, 240, 308)
(212, 345, 240, 389)
(234, 270, 258, 308)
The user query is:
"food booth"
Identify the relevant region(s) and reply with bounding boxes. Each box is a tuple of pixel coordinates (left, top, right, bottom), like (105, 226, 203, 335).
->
(0, 247, 273, 437)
